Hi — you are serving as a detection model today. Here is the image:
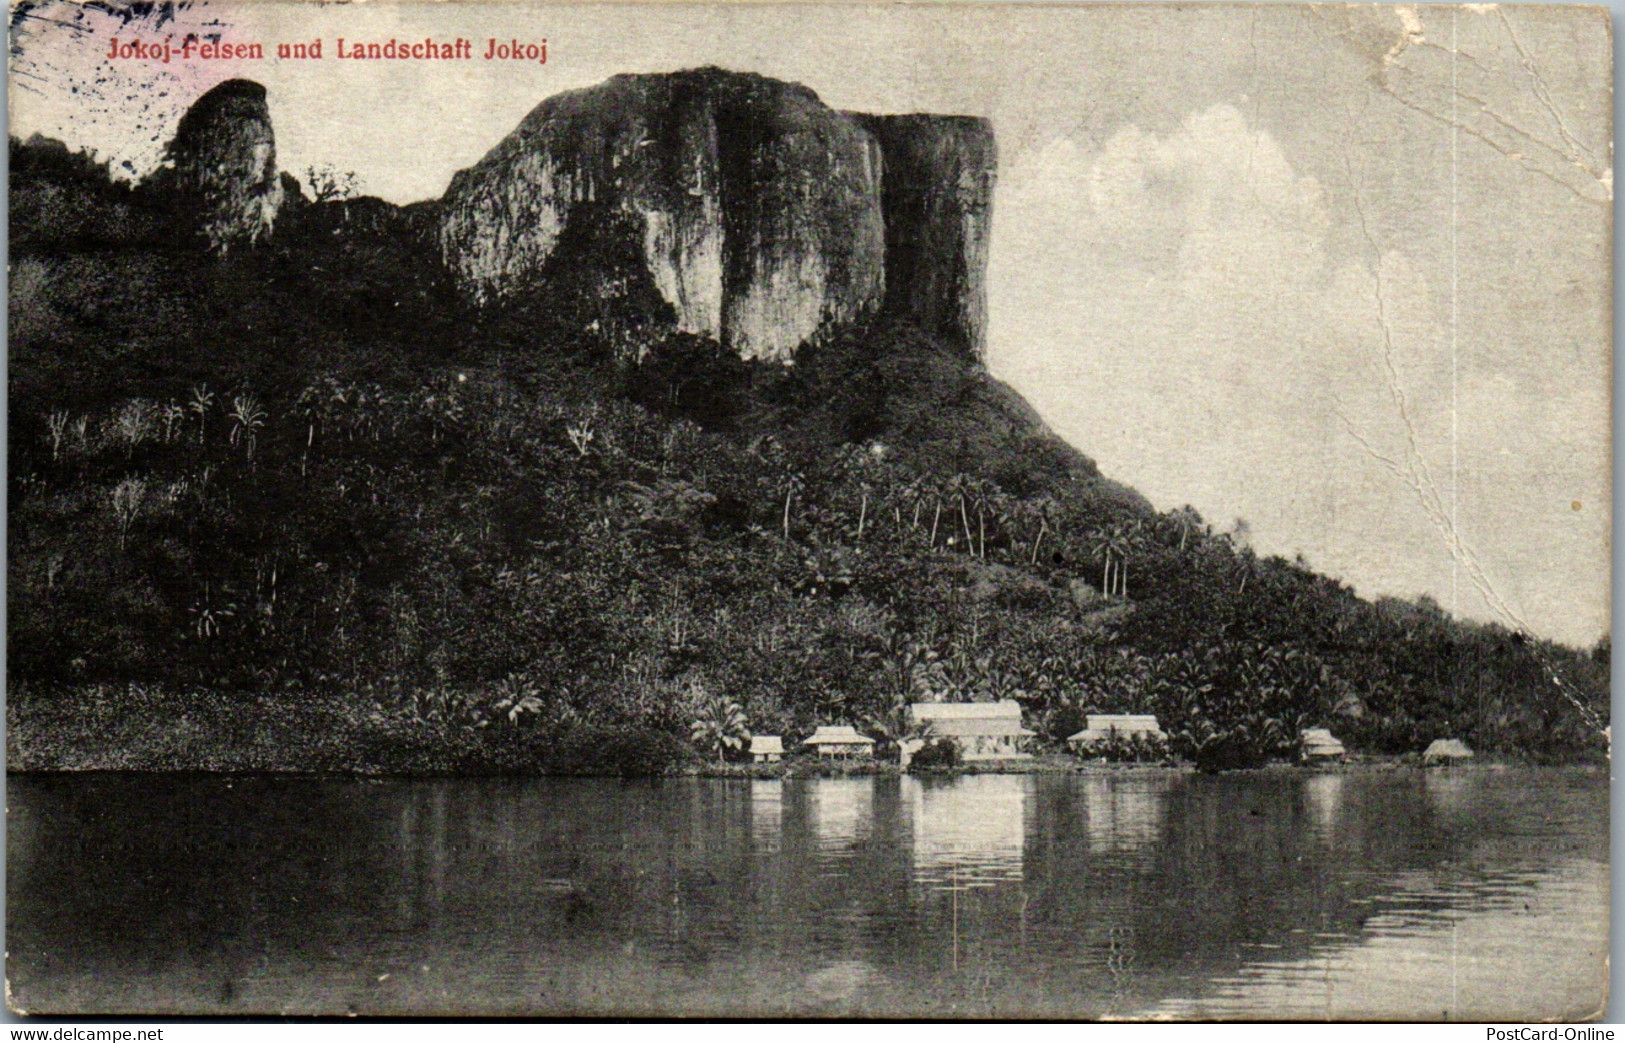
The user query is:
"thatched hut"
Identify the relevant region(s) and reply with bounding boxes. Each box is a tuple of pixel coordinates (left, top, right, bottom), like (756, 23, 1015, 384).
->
(1300, 728, 1347, 761)
(908, 700, 1035, 760)
(749, 735, 785, 763)
(1068, 714, 1166, 748)
(1422, 738, 1474, 765)
(804, 725, 875, 760)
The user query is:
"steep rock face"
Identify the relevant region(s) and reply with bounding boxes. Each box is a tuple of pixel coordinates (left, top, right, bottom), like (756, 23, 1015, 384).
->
(440, 68, 886, 362)
(856, 115, 996, 357)
(155, 79, 283, 252)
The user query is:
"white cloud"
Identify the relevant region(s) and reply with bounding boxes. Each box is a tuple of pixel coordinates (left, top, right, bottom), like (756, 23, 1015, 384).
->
(989, 103, 1608, 646)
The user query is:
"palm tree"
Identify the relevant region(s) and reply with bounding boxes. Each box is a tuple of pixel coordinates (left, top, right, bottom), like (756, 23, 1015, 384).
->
(1164, 505, 1206, 553)
(869, 630, 941, 705)
(943, 473, 975, 552)
(690, 693, 750, 766)
(188, 384, 214, 444)
(295, 384, 323, 476)
(1107, 520, 1145, 598)
(1027, 496, 1060, 566)
(832, 443, 881, 543)
(898, 471, 930, 533)
(865, 692, 937, 761)
(1087, 525, 1119, 597)
(1235, 545, 1259, 596)
(962, 476, 999, 558)
(45, 411, 68, 462)
(228, 393, 267, 461)
(779, 470, 805, 544)
(981, 483, 1017, 560)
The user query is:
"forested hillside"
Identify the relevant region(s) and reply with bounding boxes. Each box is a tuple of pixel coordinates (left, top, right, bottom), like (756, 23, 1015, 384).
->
(8, 131, 1607, 773)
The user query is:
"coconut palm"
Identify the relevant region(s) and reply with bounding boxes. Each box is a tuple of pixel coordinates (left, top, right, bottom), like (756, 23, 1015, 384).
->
(188, 384, 214, 444)
(831, 443, 881, 543)
(1026, 496, 1061, 566)
(1086, 525, 1119, 597)
(45, 411, 69, 462)
(228, 393, 266, 460)
(897, 470, 930, 534)
(960, 476, 998, 558)
(1166, 505, 1207, 553)
(1107, 520, 1145, 598)
(942, 473, 975, 552)
(778, 470, 805, 544)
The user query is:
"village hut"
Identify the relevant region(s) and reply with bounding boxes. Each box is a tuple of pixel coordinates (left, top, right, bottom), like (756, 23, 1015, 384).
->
(1422, 738, 1474, 765)
(1300, 728, 1347, 761)
(749, 735, 785, 764)
(1067, 714, 1167, 750)
(908, 700, 1035, 760)
(804, 725, 875, 760)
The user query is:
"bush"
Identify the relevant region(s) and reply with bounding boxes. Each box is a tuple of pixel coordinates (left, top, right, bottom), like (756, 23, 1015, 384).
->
(908, 737, 961, 772)
(1077, 731, 1169, 764)
(542, 724, 694, 777)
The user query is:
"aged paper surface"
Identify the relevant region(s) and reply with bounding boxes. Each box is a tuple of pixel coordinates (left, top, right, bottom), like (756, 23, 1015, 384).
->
(6, 1, 1611, 1020)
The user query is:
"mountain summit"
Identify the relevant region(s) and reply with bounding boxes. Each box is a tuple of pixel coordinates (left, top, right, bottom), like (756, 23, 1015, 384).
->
(145, 78, 285, 252)
(439, 68, 995, 362)
(6, 69, 1605, 776)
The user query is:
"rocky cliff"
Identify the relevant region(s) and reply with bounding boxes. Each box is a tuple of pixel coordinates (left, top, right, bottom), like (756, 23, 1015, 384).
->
(440, 68, 995, 363)
(440, 68, 886, 363)
(149, 78, 283, 252)
(141, 70, 997, 362)
(856, 115, 996, 357)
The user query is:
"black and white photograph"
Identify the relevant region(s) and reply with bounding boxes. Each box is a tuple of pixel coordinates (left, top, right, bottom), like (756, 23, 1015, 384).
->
(4, 0, 1612, 1021)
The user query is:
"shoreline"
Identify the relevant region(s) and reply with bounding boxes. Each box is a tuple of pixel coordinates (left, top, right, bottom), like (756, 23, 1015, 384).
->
(10, 685, 1604, 778)
(7, 756, 1602, 781)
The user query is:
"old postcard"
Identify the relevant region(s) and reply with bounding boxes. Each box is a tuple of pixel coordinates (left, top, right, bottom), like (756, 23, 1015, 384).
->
(6, 0, 1610, 1021)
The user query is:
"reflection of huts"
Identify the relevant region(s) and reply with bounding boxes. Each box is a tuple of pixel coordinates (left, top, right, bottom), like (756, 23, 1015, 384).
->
(803, 725, 875, 760)
(911, 775, 1027, 885)
(1068, 714, 1167, 749)
(1082, 777, 1167, 856)
(806, 777, 873, 847)
(1300, 728, 1347, 761)
(908, 700, 1035, 760)
(1423, 738, 1474, 765)
(749, 735, 785, 763)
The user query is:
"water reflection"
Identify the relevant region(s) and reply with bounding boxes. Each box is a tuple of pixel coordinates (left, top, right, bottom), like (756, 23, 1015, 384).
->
(1081, 776, 1167, 858)
(1302, 773, 1344, 843)
(805, 777, 872, 854)
(1423, 770, 1474, 815)
(6, 768, 1607, 1019)
(1145, 857, 1609, 1021)
(908, 775, 1027, 890)
(750, 779, 783, 852)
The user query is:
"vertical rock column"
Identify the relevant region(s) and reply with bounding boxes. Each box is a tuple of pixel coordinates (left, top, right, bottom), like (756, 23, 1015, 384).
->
(438, 68, 888, 363)
(160, 78, 284, 252)
(714, 75, 886, 362)
(857, 115, 997, 359)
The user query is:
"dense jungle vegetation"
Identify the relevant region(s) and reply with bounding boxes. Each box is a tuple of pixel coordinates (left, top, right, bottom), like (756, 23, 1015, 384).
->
(7, 136, 1609, 773)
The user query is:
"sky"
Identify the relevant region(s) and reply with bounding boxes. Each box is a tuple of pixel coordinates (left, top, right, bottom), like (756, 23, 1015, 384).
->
(8, 2, 1613, 647)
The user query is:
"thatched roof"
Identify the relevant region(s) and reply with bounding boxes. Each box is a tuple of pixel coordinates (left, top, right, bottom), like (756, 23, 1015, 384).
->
(925, 718, 1036, 738)
(1301, 727, 1346, 757)
(749, 735, 785, 755)
(910, 699, 1024, 721)
(909, 700, 1033, 737)
(805, 725, 874, 746)
(1423, 738, 1473, 761)
(1069, 714, 1166, 743)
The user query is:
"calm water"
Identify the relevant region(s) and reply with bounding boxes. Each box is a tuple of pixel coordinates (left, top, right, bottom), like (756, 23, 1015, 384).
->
(7, 768, 1608, 1019)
